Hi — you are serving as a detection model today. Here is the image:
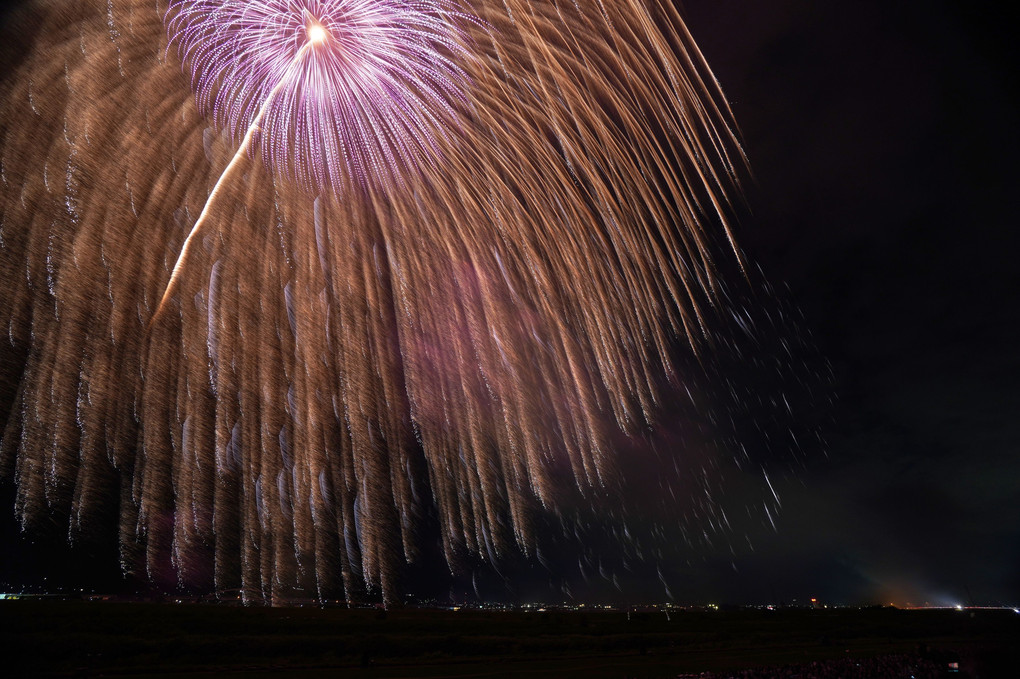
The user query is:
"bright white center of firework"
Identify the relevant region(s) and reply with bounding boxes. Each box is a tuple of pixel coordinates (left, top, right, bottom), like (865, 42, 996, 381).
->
(307, 24, 327, 44)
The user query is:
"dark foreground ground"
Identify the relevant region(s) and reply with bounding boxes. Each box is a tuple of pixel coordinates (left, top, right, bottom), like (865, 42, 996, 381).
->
(1, 602, 1017, 678)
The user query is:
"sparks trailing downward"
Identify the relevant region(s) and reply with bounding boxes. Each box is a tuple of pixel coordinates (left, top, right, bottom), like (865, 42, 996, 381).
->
(0, 0, 772, 606)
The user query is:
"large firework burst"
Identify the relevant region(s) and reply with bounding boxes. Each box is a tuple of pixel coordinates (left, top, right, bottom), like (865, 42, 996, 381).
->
(1, 0, 754, 603)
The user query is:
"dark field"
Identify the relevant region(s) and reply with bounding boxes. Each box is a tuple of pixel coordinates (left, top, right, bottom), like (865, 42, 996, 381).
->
(2, 602, 1017, 677)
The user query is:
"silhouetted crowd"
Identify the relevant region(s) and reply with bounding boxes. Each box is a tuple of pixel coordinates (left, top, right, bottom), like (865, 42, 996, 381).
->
(676, 652, 945, 678)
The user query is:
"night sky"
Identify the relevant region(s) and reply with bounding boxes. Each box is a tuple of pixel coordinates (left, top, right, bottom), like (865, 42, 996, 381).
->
(2, 1, 1017, 606)
(678, 0, 1020, 606)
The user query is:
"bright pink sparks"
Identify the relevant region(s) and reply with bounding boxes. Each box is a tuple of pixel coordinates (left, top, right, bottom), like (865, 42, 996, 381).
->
(166, 0, 476, 192)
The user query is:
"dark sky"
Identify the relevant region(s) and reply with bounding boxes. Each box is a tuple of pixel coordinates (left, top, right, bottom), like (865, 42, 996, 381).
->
(2, 1, 1018, 606)
(674, 0, 1020, 606)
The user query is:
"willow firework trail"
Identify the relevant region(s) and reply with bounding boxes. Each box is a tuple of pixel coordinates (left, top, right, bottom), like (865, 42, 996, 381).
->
(1, 0, 749, 603)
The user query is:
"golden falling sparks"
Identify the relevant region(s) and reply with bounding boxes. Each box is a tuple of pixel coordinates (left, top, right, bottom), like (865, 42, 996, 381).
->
(1, 0, 750, 604)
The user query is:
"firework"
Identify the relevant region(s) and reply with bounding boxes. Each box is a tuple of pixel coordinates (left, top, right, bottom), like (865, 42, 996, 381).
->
(1, 0, 747, 603)
(156, 0, 479, 317)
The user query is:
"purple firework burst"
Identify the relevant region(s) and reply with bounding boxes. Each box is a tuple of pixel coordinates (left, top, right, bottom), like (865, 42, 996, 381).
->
(166, 0, 477, 192)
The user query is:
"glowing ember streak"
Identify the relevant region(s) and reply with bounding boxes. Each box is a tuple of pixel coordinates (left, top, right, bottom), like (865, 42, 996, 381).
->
(155, 41, 317, 320)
